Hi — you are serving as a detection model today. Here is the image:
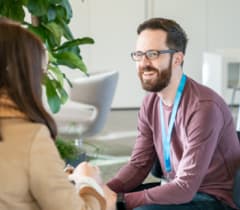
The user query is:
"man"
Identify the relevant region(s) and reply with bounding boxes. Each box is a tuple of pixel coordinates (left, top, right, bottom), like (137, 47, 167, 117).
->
(107, 17, 240, 210)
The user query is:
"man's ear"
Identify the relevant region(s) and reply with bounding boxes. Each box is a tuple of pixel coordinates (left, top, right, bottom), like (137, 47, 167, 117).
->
(172, 51, 184, 67)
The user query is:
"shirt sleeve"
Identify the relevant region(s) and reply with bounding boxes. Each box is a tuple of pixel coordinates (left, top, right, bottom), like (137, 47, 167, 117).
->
(107, 99, 156, 193)
(29, 125, 103, 210)
(124, 102, 225, 209)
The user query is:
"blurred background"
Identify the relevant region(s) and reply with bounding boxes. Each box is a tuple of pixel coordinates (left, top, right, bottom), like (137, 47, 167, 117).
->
(60, 0, 240, 181)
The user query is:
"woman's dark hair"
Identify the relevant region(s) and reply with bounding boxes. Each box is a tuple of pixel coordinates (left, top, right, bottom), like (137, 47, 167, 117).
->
(137, 17, 188, 55)
(0, 18, 57, 140)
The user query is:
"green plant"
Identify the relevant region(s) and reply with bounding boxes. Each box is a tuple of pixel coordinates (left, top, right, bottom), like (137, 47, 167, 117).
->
(0, 0, 94, 113)
(56, 137, 83, 161)
(56, 136, 102, 163)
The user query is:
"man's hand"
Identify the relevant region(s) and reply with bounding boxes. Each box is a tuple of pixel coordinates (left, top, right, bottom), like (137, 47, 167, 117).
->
(103, 185, 117, 210)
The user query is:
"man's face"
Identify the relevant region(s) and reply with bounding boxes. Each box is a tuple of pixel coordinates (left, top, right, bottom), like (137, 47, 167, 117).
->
(135, 29, 173, 92)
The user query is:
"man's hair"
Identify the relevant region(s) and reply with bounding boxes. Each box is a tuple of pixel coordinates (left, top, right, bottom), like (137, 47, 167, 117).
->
(137, 17, 188, 54)
(0, 18, 57, 139)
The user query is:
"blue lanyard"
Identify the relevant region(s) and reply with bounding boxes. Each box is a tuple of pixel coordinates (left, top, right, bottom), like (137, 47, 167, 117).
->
(159, 74, 187, 172)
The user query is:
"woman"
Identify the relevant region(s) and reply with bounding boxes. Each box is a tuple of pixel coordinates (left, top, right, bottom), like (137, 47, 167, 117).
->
(0, 18, 116, 210)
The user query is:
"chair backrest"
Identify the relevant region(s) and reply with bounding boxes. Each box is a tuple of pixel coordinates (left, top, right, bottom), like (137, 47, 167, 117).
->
(70, 70, 119, 138)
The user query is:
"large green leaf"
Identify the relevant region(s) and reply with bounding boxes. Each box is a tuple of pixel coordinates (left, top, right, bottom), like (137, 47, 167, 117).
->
(63, 73, 72, 88)
(48, 50, 58, 64)
(55, 44, 84, 61)
(57, 19, 73, 40)
(60, 0, 72, 22)
(43, 75, 62, 113)
(55, 5, 67, 22)
(27, 24, 48, 43)
(55, 37, 95, 51)
(28, 24, 58, 50)
(27, 0, 49, 16)
(42, 22, 63, 46)
(57, 84, 68, 104)
(48, 65, 65, 86)
(53, 51, 87, 73)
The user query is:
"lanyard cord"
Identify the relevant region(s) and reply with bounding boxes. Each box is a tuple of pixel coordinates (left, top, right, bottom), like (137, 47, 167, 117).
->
(160, 74, 187, 172)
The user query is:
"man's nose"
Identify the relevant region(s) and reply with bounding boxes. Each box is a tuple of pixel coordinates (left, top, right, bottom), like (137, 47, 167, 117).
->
(139, 54, 151, 66)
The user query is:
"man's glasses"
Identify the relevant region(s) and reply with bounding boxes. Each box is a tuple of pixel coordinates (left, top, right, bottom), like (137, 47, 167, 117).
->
(131, 49, 177, 61)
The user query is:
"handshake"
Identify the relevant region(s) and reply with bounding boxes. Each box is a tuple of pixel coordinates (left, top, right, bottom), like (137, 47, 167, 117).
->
(65, 162, 117, 210)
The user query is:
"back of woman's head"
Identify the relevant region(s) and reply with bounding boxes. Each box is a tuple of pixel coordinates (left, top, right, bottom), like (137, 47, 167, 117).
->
(0, 18, 57, 139)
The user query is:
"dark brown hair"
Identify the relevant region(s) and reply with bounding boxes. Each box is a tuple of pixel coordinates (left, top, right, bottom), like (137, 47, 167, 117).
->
(0, 18, 57, 140)
(137, 17, 188, 55)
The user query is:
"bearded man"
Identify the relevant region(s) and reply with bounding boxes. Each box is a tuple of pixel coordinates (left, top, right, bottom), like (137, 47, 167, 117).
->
(107, 17, 240, 210)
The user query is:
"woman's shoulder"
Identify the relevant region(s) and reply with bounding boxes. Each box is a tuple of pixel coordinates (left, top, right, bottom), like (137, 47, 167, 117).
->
(2, 118, 52, 143)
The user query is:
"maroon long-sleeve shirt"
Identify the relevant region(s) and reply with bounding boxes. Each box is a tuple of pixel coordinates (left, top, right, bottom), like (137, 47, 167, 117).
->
(107, 77, 240, 210)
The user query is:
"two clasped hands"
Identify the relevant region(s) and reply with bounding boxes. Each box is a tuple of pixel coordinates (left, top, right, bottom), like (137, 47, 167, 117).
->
(65, 162, 117, 210)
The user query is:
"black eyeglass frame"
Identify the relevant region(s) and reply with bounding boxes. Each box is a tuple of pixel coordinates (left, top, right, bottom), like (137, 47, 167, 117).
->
(131, 49, 178, 61)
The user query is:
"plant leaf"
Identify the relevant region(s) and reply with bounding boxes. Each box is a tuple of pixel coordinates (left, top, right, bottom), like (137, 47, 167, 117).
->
(63, 73, 72, 88)
(56, 19, 73, 40)
(47, 6, 57, 21)
(47, 50, 58, 64)
(27, 24, 48, 42)
(45, 71, 69, 105)
(55, 138, 79, 161)
(20, 0, 28, 5)
(42, 22, 63, 46)
(48, 65, 65, 86)
(55, 37, 95, 51)
(43, 75, 61, 113)
(55, 5, 67, 22)
(60, 0, 72, 22)
(54, 51, 87, 73)
(0, 1, 25, 22)
(49, 0, 63, 4)
(27, 0, 49, 16)
(27, 24, 58, 50)
(58, 85, 68, 104)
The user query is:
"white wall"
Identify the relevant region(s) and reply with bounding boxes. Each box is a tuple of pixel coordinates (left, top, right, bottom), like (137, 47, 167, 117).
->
(151, 0, 207, 81)
(67, 0, 240, 108)
(69, 0, 146, 108)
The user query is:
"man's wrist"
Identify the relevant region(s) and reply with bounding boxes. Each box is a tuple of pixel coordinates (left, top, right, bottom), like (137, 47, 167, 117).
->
(116, 193, 126, 210)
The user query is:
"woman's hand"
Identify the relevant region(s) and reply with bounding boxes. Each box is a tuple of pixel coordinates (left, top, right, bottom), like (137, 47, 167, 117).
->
(69, 161, 103, 185)
(64, 164, 75, 174)
(68, 162, 117, 210)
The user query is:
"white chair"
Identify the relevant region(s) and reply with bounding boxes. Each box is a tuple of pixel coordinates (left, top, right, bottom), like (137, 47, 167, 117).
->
(236, 106, 240, 131)
(53, 70, 119, 140)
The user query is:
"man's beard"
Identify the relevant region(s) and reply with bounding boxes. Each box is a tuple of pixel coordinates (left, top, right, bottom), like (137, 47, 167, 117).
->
(139, 61, 172, 92)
